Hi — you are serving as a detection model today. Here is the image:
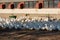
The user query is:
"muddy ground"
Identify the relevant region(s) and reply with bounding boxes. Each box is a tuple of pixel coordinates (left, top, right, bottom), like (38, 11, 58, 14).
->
(0, 30, 60, 40)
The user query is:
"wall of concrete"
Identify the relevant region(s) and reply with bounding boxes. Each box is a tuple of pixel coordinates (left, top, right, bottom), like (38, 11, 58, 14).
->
(0, 14, 60, 20)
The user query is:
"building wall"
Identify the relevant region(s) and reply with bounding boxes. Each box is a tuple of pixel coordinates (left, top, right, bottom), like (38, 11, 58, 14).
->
(0, 0, 60, 19)
(0, 0, 43, 9)
(0, 0, 60, 9)
(0, 14, 60, 20)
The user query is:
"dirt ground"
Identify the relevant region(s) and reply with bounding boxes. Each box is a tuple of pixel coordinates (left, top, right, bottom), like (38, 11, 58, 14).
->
(0, 30, 60, 40)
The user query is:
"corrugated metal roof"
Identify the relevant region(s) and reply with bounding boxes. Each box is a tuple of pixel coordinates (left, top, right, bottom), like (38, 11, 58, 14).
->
(0, 0, 38, 2)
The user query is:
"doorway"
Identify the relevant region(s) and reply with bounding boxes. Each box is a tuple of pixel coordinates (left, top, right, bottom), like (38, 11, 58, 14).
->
(20, 4, 24, 9)
(11, 4, 14, 9)
(39, 3, 42, 9)
(2, 4, 6, 9)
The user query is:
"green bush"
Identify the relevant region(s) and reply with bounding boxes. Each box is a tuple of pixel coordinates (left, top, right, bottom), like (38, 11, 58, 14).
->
(9, 16, 16, 19)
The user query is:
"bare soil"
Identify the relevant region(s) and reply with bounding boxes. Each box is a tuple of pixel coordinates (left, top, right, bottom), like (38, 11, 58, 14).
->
(0, 30, 60, 40)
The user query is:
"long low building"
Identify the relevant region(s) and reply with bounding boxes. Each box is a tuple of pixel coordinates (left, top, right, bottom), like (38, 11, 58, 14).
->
(0, 0, 60, 9)
(0, 0, 60, 19)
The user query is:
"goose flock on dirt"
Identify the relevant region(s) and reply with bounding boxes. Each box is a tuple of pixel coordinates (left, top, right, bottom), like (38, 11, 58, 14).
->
(0, 17, 60, 31)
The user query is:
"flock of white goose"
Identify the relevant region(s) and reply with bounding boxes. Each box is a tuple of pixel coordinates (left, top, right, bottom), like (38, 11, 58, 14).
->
(0, 17, 60, 31)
